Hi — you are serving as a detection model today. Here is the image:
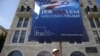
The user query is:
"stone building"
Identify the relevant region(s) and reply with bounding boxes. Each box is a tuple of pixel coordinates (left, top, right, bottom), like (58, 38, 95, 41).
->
(0, 0, 100, 56)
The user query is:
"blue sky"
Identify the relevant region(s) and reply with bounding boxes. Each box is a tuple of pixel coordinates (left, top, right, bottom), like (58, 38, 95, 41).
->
(0, 0, 19, 29)
(0, 0, 100, 29)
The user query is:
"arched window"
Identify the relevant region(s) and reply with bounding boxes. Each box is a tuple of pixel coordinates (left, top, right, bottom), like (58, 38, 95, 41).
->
(27, 6, 30, 11)
(8, 50, 23, 56)
(70, 51, 85, 56)
(94, 5, 98, 12)
(87, 6, 90, 12)
(37, 51, 52, 56)
(21, 6, 25, 11)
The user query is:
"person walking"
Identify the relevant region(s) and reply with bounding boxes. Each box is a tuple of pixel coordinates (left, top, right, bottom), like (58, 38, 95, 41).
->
(52, 48, 60, 56)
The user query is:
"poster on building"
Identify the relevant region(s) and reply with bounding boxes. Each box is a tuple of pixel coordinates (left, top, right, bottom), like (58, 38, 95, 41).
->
(29, 0, 89, 42)
(97, 0, 100, 8)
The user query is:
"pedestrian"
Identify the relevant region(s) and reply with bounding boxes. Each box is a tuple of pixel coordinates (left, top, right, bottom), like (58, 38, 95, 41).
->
(52, 48, 60, 56)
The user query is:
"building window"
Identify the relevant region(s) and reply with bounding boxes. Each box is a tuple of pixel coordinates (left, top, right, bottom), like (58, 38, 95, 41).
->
(70, 51, 85, 56)
(94, 5, 98, 12)
(8, 50, 23, 56)
(19, 31, 26, 43)
(20, 5, 31, 12)
(85, 5, 98, 14)
(12, 30, 20, 43)
(23, 18, 29, 27)
(94, 18, 100, 28)
(87, 0, 92, 5)
(89, 18, 100, 28)
(37, 51, 52, 56)
(86, 47, 98, 53)
(88, 18, 96, 28)
(85, 6, 90, 14)
(87, 6, 90, 12)
(21, 6, 24, 11)
(27, 6, 30, 12)
(93, 31, 100, 44)
(17, 18, 23, 28)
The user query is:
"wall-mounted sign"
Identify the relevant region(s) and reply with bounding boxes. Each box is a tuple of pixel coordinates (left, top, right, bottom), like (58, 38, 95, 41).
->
(86, 47, 98, 53)
(29, 0, 89, 42)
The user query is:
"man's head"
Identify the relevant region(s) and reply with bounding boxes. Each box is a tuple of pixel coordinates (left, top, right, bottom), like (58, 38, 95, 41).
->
(52, 48, 60, 56)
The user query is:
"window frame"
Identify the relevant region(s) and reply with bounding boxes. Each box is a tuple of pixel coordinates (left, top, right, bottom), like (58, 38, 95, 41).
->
(12, 30, 20, 43)
(19, 30, 26, 43)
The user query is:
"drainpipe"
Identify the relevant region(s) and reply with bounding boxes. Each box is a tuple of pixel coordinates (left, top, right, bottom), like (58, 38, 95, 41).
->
(59, 41, 62, 56)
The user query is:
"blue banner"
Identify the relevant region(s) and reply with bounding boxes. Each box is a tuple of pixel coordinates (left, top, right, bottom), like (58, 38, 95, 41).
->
(97, 0, 100, 8)
(29, 0, 89, 42)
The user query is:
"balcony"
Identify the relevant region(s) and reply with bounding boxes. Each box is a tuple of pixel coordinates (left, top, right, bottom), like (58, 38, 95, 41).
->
(16, 8, 32, 17)
(87, 12, 100, 18)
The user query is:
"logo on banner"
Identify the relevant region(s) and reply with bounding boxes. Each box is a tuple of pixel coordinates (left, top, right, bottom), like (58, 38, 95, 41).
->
(34, 27, 55, 36)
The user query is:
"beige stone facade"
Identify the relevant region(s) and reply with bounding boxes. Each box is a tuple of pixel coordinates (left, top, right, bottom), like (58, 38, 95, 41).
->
(0, 0, 100, 56)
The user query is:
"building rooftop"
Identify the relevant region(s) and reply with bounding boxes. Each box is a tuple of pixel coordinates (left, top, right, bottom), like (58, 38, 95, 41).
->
(0, 25, 8, 32)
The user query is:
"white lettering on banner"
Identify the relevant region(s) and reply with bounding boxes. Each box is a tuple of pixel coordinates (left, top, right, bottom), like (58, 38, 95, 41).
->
(41, 10, 80, 18)
(41, 10, 52, 14)
(61, 34, 83, 36)
(41, 14, 80, 18)
(35, 30, 45, 36)
(41, 10, 80, 14)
